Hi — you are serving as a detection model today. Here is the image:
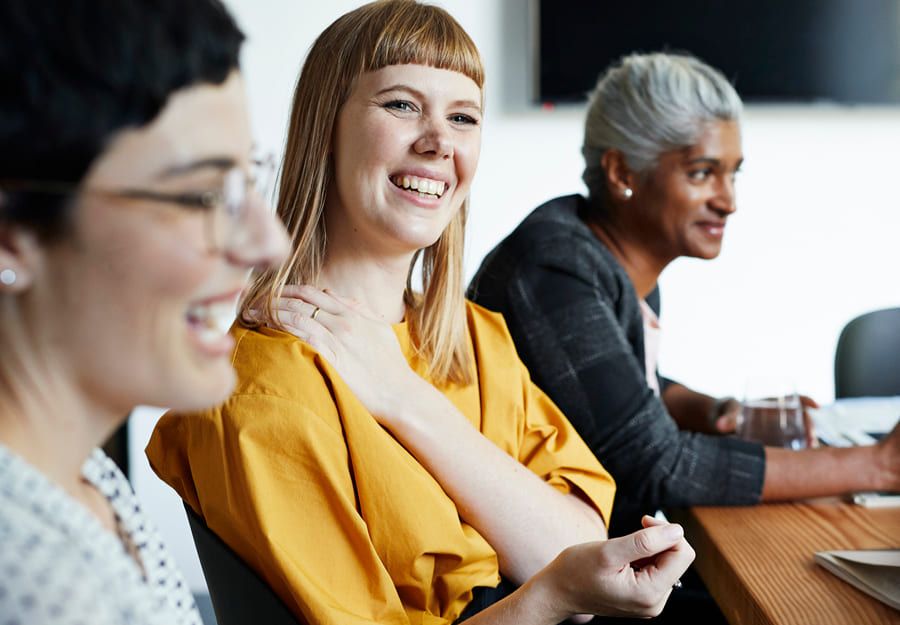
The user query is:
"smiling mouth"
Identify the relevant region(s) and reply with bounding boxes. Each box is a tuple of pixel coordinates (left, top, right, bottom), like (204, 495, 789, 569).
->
(390, 174, 447, 199)
(186, 299, 237, 345)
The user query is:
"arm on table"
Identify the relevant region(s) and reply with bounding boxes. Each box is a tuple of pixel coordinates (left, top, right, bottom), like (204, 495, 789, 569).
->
(473, 261, 765, 517)
(762, 419, 900, 500)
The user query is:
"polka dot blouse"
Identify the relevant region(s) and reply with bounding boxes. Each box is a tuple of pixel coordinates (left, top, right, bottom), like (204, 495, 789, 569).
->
(0, 444, 202, 625)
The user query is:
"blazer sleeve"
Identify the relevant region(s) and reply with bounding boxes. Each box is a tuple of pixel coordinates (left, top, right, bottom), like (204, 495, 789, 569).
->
(488, 252, 765, 534)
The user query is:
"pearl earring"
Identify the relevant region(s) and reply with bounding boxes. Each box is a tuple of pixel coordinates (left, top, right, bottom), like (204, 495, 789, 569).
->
(621, 188, 633, 199)
(0, 269, 16, 286)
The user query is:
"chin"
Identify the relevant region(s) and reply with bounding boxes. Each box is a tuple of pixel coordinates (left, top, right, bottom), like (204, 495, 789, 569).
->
(688, 242, 724, 260)
(167, 366, 237, 413)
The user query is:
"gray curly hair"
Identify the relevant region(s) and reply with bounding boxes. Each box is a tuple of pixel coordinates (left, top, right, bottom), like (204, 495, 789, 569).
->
(582, 52, 742, 200)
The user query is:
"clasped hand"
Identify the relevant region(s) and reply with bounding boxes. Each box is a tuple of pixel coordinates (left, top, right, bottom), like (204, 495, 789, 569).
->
(538, 515, 694, 620)
(254, 284, 424, 423)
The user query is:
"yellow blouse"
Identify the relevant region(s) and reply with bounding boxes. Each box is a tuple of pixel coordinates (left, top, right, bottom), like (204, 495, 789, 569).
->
(147, 301, 615, 625)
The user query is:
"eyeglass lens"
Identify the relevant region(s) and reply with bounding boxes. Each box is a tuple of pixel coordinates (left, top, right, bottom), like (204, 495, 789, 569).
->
(215, 158, 275, 252)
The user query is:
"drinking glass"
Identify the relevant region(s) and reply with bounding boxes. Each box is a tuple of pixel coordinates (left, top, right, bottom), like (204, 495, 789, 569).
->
(736, 377, 808, 449)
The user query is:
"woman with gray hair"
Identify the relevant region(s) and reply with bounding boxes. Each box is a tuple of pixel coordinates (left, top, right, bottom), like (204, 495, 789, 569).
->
(469, 51, 900, 541)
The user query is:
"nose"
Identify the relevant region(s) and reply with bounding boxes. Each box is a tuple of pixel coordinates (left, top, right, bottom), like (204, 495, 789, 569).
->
(413, 116, 453, 159)
(711, 175, 737, 216)
(225, 192, 289, 269)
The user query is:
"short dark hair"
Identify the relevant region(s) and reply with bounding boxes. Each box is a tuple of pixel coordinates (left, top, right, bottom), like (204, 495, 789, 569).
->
(0, 0, 245, 239)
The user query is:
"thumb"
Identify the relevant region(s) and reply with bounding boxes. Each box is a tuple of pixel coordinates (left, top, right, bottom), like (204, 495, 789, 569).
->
(613, 524, 684, 563)
(715, 412, 738, 433)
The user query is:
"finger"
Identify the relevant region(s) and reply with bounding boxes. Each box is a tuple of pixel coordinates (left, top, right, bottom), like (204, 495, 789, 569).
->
(640, 514, 666, 528)
(267, 306, 318, 338)
(803, 412, 819, 448)
(715, 413, 738, 433)
(322, 289, 380, 320)
(606, 524, 685, 566)
(635, 534, 695, 587)
(799, 395, 820, 409)
(279, 284, 348, 317)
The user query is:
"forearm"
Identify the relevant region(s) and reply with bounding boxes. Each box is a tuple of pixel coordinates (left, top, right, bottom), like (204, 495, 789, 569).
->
(387, 378, 608, 585)
(761, 442, 898, 500)
(661, 383, 716, 433)
(462, 565, 565, 625)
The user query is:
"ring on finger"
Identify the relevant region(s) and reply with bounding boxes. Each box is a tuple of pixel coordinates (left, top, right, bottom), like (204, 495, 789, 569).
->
(311, 306, 321, 321)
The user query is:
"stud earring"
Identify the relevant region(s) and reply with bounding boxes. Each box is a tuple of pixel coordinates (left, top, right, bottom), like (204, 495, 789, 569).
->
(621, 188, 633, 199)
(0, 269, 16, 286)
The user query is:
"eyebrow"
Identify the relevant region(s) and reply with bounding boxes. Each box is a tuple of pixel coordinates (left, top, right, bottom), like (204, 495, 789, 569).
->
(156, 157, 236, 180)
(377, 84, 482, 110)
(686, 156, 744, 169)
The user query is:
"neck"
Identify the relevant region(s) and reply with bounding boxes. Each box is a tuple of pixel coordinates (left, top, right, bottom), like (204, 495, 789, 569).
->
(0, 327, 119, 500)
(586, 212, 673, 300)
(318, 246, 412, 323)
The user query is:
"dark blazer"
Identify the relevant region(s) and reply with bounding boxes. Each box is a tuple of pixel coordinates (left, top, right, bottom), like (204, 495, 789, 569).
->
(468, 194, 764, 536)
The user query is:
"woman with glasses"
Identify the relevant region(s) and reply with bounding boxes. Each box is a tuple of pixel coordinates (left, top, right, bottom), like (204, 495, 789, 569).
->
(0, 1, 287, 623)
(148, 2, 693, 624)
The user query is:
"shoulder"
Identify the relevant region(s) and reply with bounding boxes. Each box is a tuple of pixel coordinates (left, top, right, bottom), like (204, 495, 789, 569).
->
(464, 300, 517, 347)
(487, 194, 598, 258)
(228, 325, 337, 405)
(470, 195, 625, 299)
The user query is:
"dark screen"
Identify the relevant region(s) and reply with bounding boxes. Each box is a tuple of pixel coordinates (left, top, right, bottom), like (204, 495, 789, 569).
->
(538, 0, 900, 104)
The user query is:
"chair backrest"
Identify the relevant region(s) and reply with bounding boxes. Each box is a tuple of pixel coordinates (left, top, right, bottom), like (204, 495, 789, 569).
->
(184, 504, 304, 625)
(834, 307, 900, 398)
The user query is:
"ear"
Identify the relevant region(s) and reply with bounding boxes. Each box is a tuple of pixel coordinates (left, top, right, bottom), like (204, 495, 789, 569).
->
(0, 223, 41, 293)
(600, 149, 638, 199)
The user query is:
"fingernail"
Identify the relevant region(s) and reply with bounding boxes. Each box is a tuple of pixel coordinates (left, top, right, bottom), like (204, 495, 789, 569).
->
(664, 524, 684, 540)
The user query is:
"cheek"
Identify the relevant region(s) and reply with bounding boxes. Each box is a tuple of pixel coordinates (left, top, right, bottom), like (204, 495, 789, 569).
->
(110, 236, 213, 296)
(454, 137, 481, 189)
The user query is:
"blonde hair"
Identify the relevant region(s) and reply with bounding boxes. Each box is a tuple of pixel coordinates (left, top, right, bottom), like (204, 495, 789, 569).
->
(241, 0, 484, 386)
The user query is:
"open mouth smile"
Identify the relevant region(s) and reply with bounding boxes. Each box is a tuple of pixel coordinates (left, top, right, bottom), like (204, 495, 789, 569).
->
(390, 174, 447, 199)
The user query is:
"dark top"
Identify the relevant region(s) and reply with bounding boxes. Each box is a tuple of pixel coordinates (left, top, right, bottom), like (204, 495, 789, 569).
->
(468, 194, 765, 536)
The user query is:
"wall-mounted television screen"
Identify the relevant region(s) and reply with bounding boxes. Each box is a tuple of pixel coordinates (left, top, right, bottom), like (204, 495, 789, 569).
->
(536, 0, 900, 104)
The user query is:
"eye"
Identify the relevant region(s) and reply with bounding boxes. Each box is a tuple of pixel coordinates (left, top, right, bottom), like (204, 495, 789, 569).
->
(688, 168, 713, 182)
(449, 113, 479, 125)
(383, 100, 416, 113)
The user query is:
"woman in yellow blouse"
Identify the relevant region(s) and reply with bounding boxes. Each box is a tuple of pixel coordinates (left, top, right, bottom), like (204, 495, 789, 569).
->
(147, 2, 693, 623)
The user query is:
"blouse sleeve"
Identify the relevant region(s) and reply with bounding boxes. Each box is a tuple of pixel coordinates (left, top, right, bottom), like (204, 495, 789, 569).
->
(464, 304, 617, 527)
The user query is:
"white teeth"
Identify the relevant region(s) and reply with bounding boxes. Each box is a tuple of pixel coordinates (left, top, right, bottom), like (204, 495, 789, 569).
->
(187, 300, 237, 343)
(392, 175, 445, 198)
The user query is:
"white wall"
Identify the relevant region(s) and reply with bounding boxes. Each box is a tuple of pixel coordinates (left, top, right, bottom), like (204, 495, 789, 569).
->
(130, 0, 900, 595)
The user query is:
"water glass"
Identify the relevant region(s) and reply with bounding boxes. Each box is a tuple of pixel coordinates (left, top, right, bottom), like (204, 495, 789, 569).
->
(737, 378, 807, 450)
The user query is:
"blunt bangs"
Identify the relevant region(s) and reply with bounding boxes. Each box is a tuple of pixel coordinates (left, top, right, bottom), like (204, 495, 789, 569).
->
(363, 3, 484, 90)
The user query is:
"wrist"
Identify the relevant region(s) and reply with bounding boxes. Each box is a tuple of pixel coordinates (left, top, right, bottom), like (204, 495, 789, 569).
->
(520, 556, 576, 623)
(873, 439, 900, 492)
(706, 396, 737, 432)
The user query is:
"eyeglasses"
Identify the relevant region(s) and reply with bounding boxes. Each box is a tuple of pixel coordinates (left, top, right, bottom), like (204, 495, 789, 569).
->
(0, 155, 275, 253)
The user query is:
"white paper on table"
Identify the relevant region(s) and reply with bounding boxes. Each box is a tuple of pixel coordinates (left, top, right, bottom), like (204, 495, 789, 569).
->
(814, 549, 900, 611)
(809, 396, 900, 448)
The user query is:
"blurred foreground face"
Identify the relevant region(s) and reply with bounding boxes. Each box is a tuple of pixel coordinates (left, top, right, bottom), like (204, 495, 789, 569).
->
(31, 70, 287, 415)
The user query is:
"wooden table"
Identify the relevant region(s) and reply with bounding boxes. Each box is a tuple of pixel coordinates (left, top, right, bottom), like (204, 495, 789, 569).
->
(670, 499, 900, 625)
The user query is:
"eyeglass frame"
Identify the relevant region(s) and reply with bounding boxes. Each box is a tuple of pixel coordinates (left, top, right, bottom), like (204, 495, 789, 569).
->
(0, 154, 276, 253)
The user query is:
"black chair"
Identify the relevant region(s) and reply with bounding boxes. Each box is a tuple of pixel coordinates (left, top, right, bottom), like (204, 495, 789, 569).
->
(834, 307, 900, 398)
(184, 504, 304, 625)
